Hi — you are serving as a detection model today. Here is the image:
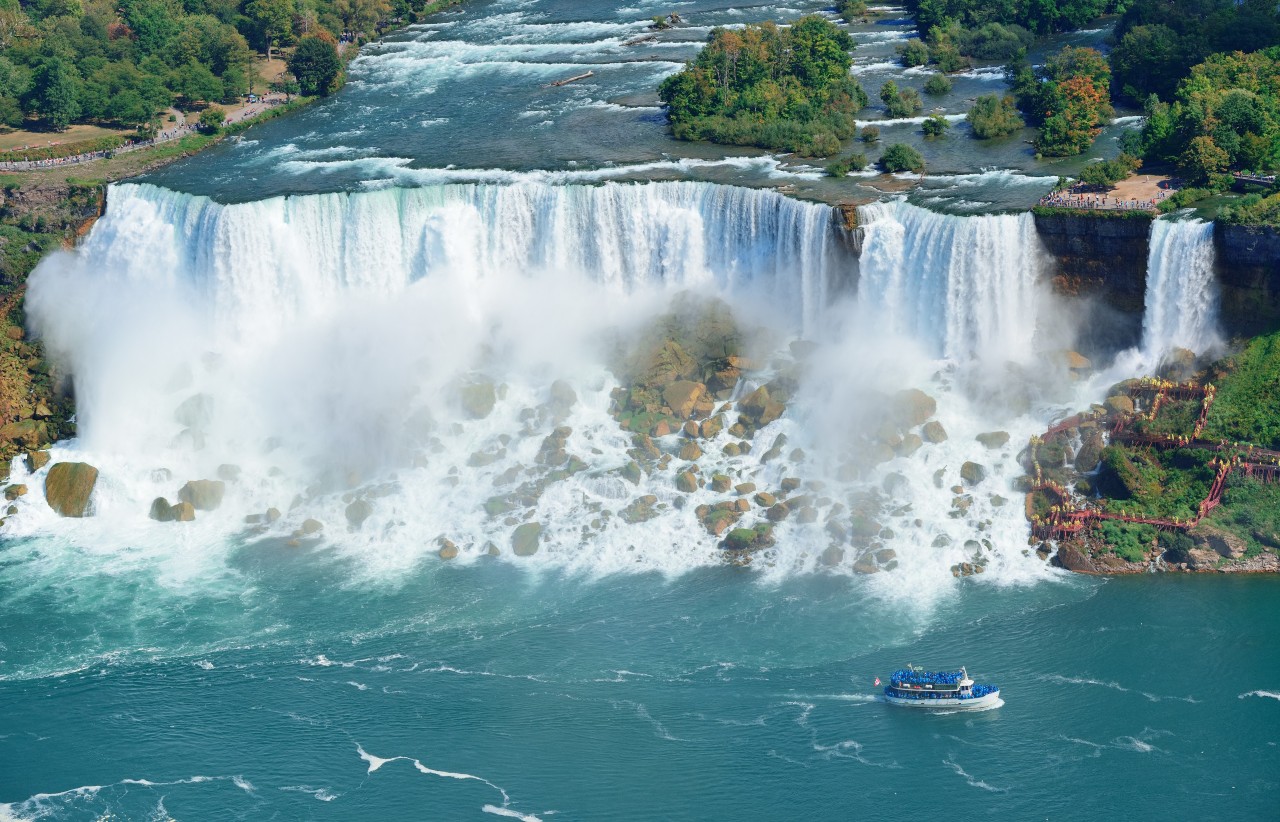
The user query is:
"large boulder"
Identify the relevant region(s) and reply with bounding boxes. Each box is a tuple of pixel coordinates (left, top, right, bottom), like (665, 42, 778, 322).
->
(1104, 395, 1134, 415)
(149, 497, 175, 522)
(637, 340, 697, 387)
(893, 389, 936, 427)
(663, 381, 706, 419)
(975, 431, 1009, 450)
(512, 522, 543, 556)
(24, 450, 50, 472)
(547, 380, 578, 419)
(44, 462, 98, 518)
(178, 479, 226, 511)
(346, 499, 373, 528)
(960, 461, 987, 486)
(174, 393, 214, 429)
(922, 420, 948, 443)
(458, 378, 497, 419)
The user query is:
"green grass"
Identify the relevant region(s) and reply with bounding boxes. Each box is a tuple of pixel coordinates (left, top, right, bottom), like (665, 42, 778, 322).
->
(1096, 521, 1155, 563)
(1132, 397, 1201, 437)
(1204, 331, 1280, 449)
(1096, 445, 1216, 520)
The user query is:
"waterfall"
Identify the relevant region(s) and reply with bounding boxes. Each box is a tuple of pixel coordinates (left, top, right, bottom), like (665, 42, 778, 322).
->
(854, 199, 1045, 363)
(47, 181, 841, 340)
(1141, 217, 1220, 359)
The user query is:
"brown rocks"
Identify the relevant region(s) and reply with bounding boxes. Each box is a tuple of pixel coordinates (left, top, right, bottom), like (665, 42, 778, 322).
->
(720, 523, 775, 553)
(739, 386, 785, 427)
(765, 502, 790, 522)
(897, 433, 924, 456)
(179, 479, 225, 511)
(301, 518, 323, 535)
(3, 484, 26, 501)
(753, 491, 777, 508)
(675, 470, 698, 493)
(960, 461, 987, 486)
(922, 421, 948, 443)
(512, 522, 543, 556)
(547, 380, 578, 419)
(734, 482, 755, 495)
(893, 388, 936, 427)
(820, 545, 845, 566)
(975, 431, 1009, 449)
(438, 538, 459, 560)
(150, 497, 177, 522)
(44, 462, 99, 518)
(780, 477, 801, 493)
(346, 499, 373, 528)
(699, 415, 724, 439)
(679, 440, 703, 461)
(1104, 395, 1134, 415)
(622, 495, 661, 524)
(24, 450, 50, 472)
(171, 501, 196, 521)
(663, 381, 706, 419)
(711, 474, 732, 493)
(459, 378, 497, 419)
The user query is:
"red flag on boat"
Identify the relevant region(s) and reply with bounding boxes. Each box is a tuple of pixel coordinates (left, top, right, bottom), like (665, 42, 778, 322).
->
(874, 677, 881, 686)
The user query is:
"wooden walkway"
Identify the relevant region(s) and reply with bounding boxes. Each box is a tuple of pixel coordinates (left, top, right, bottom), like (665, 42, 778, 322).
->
(1028, 380, 1280, 540)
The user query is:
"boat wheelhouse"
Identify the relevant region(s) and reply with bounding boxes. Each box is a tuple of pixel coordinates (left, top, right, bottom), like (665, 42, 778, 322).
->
(882, 665, 1001, 710)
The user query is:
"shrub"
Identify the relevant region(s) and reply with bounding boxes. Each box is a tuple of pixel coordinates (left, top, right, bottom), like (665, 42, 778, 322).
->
(923, 73, 951, 95)
(827, 152, 868, 176)
(922, 113, 950, 136)
(1097, 521, 1155, 563)
(1077, 153, 1142, 189)
(837, 0, 868, 23)
(860, 125, 880, 142)
(880, 81, 922, 118)
(197, 106, 227, 133)
(880, 142, 924, 172)
(898, 39, 929, 67)
(967, 93, 1023, 139)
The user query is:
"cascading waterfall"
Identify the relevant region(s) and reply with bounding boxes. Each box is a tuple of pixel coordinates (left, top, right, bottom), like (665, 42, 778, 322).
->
(1141, 217, 1221, 359)
(854, 199, 1045, 363)
(14, 181, 1057, 591)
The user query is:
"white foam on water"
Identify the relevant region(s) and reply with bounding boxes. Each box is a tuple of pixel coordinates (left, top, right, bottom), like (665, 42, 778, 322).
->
(1239, 690, 1280, 701)
(357, 743, 540, 818)
(942, 756, 1007, 791)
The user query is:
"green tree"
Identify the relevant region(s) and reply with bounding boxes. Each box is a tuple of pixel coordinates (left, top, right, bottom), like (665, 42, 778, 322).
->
(29, 56, 81, 130)
(198, 103, 226, 131)
(170, 59, 222, 106)
(244, 0, 296, 59)
(922, 112, 950, 136)
(288, 35, 341, 95)
(859, 125, 879, 142)
(923, 73, 950, 95)
(966, 93, 1023, 138)
(880, 142, 924, 172)
(1181, 135, 1230, 184)
(0, 94, 23, 128)
(880, 80, 922, 118)
(898, 39, 928, 67)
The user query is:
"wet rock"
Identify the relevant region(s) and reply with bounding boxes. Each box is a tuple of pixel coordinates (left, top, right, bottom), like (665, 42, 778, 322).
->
(663, 381, 706, 419)
(960, 461, 987, 486)
(621, 461, 643, 485)
(797, 506, 818, 523)
(150, 497, 175, 522)
(698, 502, 742, 536)
(739, 386, 785, 426)
(265, 507, 281, 523)
(174, 393, 214, 429)
(300, 518, 323, 535)
(780, 477, 801, 493)
(766, 502, 790, 522)
(675, 470, 699, 493)
(852, 554, 880, 574)
(438, 538, 459, 560)
(722, 442, 741, 458)
(975, 431, 1009, 449)
(922, 421, 948, 443)
(548, 379, 578, 418)
(735, 482, 756, 496)
(989, 495, 1007, 507)
(468, 448, 506, 467)
(874, 548, 897, 564)
(931, 534, 952, 548)
(512, 522, 543, 556)
(700, 415, 724, 439)
(459, 378, 497, 419)
(679, 440, 703, 461)
(346, 499, 373, 528)
(1104, 395, 1134, 415)
(893, 388, 936, 427)
(820, 545, 845, 566)
(171, 501, 196, 522)
(754, 491, 777, 508)
(897, 433, 923, 456)
(537, 426, 573, 466)
(44, 462, 99, 518)
(711, 474, 732, 493)
(24, 450, 50, 472)
(179, 479, 226, 511)
(882, 472, 909, 498)
(720, 523, 775, 553)
(1074, 428, 1105, 472)
(951, 495, 973, 514)
(3, 484, 26, 501)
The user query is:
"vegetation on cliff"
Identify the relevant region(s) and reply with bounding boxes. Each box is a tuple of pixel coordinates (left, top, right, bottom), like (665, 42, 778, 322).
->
(1109, 0, 1280, 104)
(657, 16, 869, 156)
(1124, 48, 1280, 185)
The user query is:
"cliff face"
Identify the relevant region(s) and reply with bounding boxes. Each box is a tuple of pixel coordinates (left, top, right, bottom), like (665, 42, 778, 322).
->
(1215, 223, 1280, 337)
(1032, 211, 1153, 353)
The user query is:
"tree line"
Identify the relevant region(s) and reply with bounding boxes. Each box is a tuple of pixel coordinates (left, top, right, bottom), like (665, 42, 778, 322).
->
(0, 0, 453, 134)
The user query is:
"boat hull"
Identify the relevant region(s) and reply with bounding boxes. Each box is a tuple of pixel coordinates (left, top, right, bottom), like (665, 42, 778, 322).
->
(883, 689, 1001, 710)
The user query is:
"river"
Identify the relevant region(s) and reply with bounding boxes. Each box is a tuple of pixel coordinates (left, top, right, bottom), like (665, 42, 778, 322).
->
(1, 1, 1277, 819)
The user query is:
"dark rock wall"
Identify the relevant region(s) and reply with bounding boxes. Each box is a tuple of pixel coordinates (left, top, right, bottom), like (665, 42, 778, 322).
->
(1215, 223, 1280, 338)
(1032, 212, 1153, 355)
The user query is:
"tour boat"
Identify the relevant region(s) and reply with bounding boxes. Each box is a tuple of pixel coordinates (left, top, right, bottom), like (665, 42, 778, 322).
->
(881, 666, 1001, 709)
